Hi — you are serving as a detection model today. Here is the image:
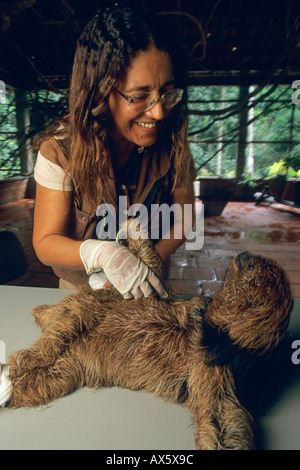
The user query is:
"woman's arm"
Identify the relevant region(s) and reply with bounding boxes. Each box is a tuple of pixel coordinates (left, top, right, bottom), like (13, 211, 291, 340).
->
(33, 179, 195, 283)
(33, 183, 84, 271)
(154, 183, 195, 260)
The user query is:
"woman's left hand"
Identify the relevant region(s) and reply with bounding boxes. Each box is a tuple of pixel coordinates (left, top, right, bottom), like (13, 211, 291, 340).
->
(82, 240, 167, 299)
(88, 272, 112, 290)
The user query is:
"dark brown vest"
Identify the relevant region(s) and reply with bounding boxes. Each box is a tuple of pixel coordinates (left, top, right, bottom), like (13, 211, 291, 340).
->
(53, 145, 173, 286)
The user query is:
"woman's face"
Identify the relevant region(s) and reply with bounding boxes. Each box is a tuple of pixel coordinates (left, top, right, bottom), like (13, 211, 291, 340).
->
(108, 46, 175, 149)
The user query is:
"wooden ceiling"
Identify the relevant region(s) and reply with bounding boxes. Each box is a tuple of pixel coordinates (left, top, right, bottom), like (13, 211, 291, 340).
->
(0, 0, 300, 91)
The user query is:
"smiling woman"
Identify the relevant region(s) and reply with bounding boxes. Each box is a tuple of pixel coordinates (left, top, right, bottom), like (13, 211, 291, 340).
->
(32, 5, 196, 297)
(108, 47, 176, 151)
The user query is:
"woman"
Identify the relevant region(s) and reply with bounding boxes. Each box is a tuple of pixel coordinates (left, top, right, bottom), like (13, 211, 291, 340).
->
(33, 6, 195, 299)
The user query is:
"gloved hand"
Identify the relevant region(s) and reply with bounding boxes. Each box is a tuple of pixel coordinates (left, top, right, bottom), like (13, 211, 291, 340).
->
(0, 365, 12, 408)
(80, 240, 167, 299)
(88, 272, 110, 290)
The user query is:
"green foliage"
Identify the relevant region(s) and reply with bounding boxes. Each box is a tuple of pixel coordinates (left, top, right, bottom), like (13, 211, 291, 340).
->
(188, 86, 238, 177)
(188, 84, 300, 180)
(237, 173, 257, 189)
(268, 161, 287, 177)
(0, 87, 67, 178)
(26, 89, 67, 136)
(268, 159, 300, 178)
(1, 83, 300, 180)
(285, 154, 300, 172)
(0, 89, 18, 178)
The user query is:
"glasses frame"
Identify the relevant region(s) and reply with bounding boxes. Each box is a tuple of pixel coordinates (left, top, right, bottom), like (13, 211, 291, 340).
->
(113, 87, 184, 112)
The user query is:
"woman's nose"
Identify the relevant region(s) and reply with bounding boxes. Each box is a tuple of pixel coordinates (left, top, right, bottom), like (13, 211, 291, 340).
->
(145, 100, 166, 120)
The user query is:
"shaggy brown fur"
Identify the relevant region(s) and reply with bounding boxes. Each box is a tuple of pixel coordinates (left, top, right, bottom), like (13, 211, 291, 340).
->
(4, 233, 293, 450)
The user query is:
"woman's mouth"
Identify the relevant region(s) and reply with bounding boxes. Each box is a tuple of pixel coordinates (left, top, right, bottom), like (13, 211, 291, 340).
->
(137, 121, 157, 129)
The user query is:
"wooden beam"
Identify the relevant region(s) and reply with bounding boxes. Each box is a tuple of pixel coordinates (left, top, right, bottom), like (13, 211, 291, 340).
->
(15, 90, 33, 175)
(235, 85, 249, 179)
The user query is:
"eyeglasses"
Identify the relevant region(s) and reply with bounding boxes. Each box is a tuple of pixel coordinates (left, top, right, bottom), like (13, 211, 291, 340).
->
(113, 87, 184, 113)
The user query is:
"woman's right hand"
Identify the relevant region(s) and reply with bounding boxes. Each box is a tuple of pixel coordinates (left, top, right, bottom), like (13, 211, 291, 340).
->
(80, 239, 167, 300)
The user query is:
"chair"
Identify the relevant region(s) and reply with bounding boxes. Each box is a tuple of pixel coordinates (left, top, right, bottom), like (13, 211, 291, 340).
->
(0, 231, 28, 284)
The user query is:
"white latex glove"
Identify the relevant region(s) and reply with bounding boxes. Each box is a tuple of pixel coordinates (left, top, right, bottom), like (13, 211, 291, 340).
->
(88, 272, 109, 290)
(0, 365, 12, 408)
(80, 240, 167, 300)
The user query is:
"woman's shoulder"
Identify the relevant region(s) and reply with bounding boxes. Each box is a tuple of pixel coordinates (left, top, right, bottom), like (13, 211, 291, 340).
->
(39, 132, 70, 168)
(34, 132, 74, 192)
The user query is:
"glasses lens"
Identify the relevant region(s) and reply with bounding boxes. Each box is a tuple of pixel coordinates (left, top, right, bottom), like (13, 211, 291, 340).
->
(129, 93, 151, 112)
(129, 89, 183, 112)
(163, 89, 183, 108)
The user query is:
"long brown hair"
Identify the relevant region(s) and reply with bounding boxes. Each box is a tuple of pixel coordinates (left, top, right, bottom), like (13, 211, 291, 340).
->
(35, 6, 192, 212)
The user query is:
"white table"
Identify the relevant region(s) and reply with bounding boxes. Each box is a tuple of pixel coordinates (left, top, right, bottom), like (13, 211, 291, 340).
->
(0, 286, 299, 450)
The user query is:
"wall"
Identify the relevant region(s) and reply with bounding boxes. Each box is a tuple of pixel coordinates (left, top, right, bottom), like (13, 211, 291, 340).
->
(0, 176, 35, 206)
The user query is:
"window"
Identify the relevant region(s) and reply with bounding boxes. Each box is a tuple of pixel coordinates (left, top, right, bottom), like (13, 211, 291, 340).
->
(188, 84, 300, 179)
(0, 86, 19, 178)
(0, 87, 67, 179)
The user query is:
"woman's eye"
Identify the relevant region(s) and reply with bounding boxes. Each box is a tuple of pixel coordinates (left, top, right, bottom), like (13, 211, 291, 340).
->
(129, 94, 149, 103)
